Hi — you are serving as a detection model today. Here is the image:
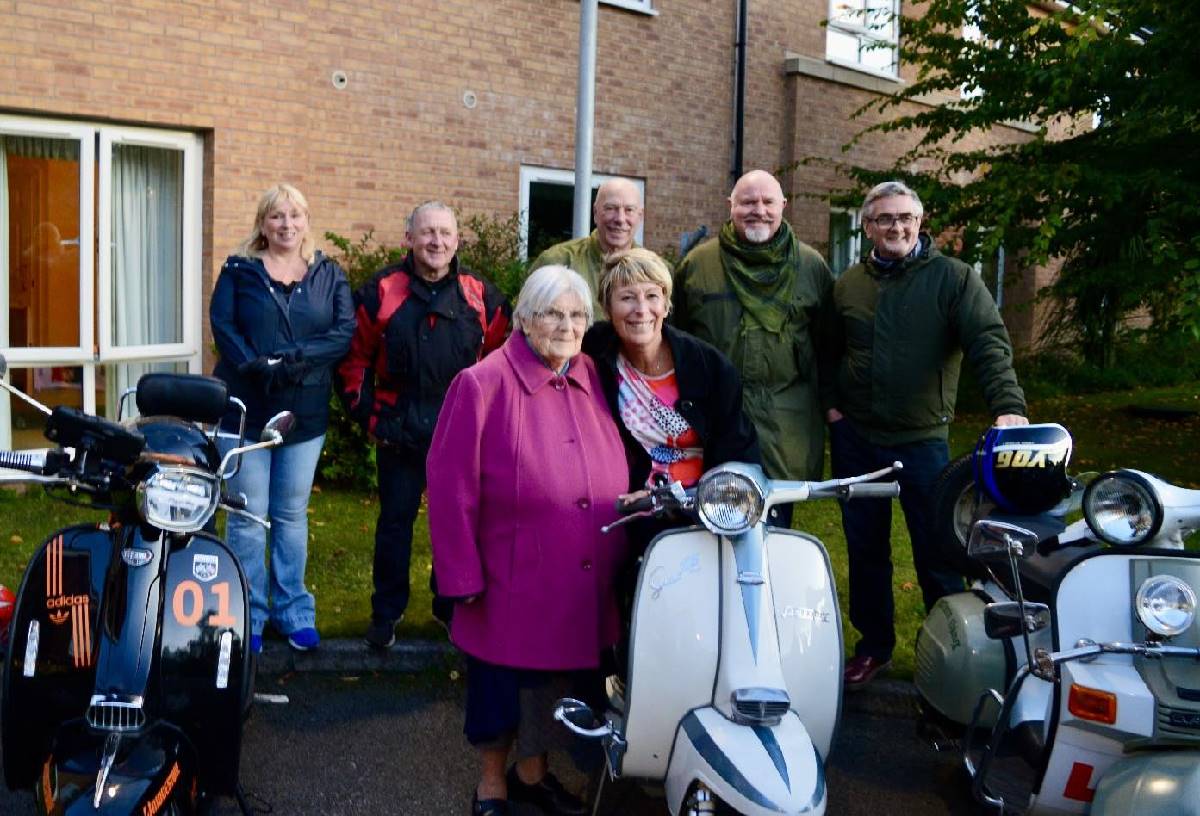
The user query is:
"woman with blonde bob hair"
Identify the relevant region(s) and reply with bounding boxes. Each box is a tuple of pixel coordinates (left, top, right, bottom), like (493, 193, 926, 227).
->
(210, 183, 355, 654)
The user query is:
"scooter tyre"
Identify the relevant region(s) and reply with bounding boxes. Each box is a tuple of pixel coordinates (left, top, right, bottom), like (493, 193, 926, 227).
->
(932, 453, 992, 580)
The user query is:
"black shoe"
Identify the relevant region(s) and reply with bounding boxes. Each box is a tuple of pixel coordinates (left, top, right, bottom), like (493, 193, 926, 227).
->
(471, 790, 509, 815)
(364, 617, 397, 650)
(506, 766, 587, 816)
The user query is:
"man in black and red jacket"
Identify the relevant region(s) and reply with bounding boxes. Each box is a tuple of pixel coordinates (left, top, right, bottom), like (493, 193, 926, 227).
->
(337, 201, 510, 649)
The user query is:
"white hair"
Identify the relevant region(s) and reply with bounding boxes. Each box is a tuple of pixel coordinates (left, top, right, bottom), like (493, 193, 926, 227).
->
(513, 265, 595, 330)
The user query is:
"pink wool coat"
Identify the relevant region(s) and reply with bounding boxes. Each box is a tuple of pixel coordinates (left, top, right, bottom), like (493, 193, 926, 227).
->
(427, 331, 629, 670)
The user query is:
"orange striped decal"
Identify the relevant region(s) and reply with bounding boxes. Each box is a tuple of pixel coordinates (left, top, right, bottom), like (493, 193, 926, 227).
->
(46, 535, 63, 598)
(71, 599, 92, 668)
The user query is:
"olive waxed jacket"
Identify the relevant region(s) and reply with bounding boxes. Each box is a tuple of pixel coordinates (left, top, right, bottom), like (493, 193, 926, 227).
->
(825, 237, 1026, 445)
(672, 232, 833, 481)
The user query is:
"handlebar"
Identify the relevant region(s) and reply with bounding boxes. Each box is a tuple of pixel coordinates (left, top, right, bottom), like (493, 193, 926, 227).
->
(616, 494, 655, 514)
(844, 482, 901, 499)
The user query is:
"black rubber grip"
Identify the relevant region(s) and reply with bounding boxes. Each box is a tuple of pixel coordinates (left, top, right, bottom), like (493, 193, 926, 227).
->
(846, 482, 900, 499)
(0, 450, 46, 475)
(617, 495, 654, 514)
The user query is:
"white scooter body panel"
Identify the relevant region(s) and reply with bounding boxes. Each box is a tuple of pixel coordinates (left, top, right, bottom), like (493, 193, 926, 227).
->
(622, 528, 721, 778)
(665, 707, 826, 816)
(767, 529, 843, 758)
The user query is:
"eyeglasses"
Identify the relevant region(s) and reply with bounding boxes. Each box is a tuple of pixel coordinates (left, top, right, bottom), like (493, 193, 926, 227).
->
(535, 308, 589, 326)
(865, 213, 919, 228)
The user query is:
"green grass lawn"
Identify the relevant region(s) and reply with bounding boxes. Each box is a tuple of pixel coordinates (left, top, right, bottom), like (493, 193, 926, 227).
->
(2, 382, 1198, 671)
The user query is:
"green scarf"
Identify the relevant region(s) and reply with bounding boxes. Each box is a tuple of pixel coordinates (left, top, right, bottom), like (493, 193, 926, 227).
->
(718, 220, 799, 334)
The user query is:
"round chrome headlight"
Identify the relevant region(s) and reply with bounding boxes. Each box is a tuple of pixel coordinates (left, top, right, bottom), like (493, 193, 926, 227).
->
(696, 468, 764, 536)
(136, 466, 220, 533)
(1135, 575, 1197, 637)
(1082, 471, 1163, 546)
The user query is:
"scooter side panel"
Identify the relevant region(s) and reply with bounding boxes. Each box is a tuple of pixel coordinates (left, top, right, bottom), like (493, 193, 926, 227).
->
(1091, 750, 1200, 816)
(2, 524, 111, 790)
(622, 528, 720, 779)
(157, 533, 250, 795)
(664, 707, 825, 816)
(767, 530, 842, 758)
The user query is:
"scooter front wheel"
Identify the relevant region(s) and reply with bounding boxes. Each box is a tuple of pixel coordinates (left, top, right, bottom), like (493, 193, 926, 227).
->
(932, 453, 993, 580)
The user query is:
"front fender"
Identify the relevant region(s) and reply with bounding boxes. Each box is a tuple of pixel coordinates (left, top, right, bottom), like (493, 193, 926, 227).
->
(37, 721, 196, 815)
(1091, 751, 1200, 816)
(664, 707, 825, 815)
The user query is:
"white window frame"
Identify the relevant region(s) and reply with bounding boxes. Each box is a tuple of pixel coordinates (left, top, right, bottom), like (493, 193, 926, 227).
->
(0, 115, 202, 452)
(97, 126, 203, 362)
(826, 0, 901, 79)
(829, 207, 865, 276)
(597, 0, 656, 15)
(517, 166, 645, 260)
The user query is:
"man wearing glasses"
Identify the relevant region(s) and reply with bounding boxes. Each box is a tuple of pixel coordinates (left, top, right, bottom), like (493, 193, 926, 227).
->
(529, 178, 643, 313)
(824, 180, 1027, 690)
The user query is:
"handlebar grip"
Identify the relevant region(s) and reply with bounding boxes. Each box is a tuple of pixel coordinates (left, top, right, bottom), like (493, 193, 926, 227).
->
(0, 449, 51, 475)
(846, 482, 900, 499)
(224, 492, 249, 512)
(617, 495, 654, 514)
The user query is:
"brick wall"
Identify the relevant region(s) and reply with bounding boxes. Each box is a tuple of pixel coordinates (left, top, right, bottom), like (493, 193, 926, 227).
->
(0, 0, 1046, 351)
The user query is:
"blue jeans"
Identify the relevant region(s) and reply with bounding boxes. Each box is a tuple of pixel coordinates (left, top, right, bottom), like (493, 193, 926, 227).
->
(220, 434, 324, 637)
(829, 419, 963, 661)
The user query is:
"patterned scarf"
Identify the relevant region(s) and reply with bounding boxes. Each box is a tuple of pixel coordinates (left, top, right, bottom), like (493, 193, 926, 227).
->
(718, 220, 800, 334)
(616, 356, 702, 484)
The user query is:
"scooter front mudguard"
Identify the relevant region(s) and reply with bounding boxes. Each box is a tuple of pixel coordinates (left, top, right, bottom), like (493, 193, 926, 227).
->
(1090, 750, 1200, 816)
(664, 707, 825, 816)
(3, 524, 112, 790)
(36, 721, 198, 815)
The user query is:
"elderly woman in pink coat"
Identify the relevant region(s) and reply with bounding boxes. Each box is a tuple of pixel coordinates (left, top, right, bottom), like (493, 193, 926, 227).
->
(428, 264, 629, 816)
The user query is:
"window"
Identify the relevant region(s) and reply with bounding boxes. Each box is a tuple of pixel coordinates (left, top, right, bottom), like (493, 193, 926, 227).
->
(598, 0, 656, 15)
(974, 245, 1007, 309)
(828, 208, 870, 276)
(0, 115, 202, 452)
(518, 167, 645, 261)
(826, 0, 900, 78)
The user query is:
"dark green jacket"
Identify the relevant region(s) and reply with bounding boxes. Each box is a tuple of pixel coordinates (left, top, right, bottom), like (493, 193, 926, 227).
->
(826, 237, 1025, 445)
(672, 231, 833, 481)
(529, 231, 625, 315)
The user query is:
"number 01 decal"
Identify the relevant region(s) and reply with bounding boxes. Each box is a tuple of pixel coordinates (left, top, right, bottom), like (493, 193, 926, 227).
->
(171, 580, 238, 628)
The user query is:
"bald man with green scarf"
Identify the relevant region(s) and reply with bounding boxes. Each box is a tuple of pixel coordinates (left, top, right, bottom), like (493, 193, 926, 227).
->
(673, 170, 833, 522)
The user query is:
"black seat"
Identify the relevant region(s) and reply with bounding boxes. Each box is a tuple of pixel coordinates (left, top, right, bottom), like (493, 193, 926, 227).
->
(980, 513, 1101, 604)
(136, 373, 229, 426)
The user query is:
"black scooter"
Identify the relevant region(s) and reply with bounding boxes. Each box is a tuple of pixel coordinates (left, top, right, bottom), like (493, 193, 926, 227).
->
(0, 352, 291, 814)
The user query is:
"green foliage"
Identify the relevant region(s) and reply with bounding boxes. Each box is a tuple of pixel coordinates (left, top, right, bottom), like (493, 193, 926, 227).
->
(324, 230, 405, 290)
(457, 211, 530, 301)
(827, 0, 1200, 365)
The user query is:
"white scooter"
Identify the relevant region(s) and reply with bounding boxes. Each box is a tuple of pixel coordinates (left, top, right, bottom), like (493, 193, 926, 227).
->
(915, 424, 1200, 814)
(554, 461, 900, 815)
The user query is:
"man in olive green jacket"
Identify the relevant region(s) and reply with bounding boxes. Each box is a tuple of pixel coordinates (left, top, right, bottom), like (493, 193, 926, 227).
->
(528, 178, 642, 312)
(673, 170, 834, 525)
(825, 180, 1027, 690)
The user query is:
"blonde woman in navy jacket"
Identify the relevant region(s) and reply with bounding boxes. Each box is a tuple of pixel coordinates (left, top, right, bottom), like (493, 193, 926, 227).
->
(210, 183, 355, 654)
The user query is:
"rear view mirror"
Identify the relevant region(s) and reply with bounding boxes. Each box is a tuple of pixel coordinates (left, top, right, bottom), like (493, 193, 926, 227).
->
(968, 520, 1039, 559)
(984, 601, 1050, 640)
(261, 411, 296, 443)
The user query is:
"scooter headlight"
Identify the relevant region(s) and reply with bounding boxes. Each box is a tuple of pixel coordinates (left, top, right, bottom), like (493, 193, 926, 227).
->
(136, 466, 220, 533)
(696, 466, 764, 536)
(1082, 471, 1163, 546)
(1135, 575, 1197, 637)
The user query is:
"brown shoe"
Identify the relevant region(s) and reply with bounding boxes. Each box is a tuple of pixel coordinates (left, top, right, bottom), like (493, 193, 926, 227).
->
(844, 655, 891, 690)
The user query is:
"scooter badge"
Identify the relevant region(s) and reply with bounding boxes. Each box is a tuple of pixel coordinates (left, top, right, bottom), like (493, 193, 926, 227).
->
(192, 554, 219, 582)
(121, 548, 153, 567)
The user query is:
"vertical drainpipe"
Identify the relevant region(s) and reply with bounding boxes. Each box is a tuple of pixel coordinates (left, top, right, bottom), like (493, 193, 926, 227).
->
(573, 0, 599, 239)
(731, 0, 748, 183)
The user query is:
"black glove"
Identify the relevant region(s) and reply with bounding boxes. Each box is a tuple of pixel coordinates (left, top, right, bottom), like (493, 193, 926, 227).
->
(237, 356, 278, 383)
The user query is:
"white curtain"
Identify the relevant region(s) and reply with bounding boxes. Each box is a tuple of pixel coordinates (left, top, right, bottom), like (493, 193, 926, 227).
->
(107, 144, 183, 417)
